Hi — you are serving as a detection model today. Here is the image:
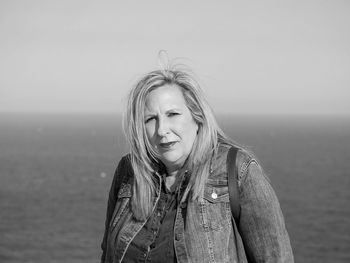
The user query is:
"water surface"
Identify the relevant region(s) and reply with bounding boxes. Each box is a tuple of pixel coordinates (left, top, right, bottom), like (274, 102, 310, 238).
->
(1, 113, 349, 262)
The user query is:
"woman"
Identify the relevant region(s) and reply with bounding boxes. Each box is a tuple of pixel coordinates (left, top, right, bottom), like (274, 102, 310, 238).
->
(101, 65, 294, 262)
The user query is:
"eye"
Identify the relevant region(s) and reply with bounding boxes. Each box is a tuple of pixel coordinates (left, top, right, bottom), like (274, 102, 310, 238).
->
(168, 112, 180, 117)
(145, 116, 155, 123)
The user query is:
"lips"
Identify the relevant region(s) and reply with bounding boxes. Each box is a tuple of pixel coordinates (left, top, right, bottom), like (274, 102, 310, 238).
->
(159, 141, 177, 149)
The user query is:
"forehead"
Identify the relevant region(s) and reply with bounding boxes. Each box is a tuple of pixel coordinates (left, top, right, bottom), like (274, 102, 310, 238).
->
(145, 84, 187, 109)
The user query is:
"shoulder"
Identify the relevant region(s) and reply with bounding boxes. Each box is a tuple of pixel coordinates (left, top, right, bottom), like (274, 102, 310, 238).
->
(235, 148, 272, 193)
(216, 143, 261, 184)
(117, 154, 132, 171)
(112, 153, 133, 185)
(235, 148, 257, 182)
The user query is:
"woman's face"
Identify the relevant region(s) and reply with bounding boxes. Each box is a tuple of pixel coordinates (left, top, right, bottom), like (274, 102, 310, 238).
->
(144, 84, 198, 174)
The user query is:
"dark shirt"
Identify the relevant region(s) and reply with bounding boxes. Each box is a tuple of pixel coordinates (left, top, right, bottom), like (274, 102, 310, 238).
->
(123, 175, 177, 263)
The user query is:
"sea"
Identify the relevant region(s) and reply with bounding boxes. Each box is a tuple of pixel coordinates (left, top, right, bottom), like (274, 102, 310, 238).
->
(0, 113, 349, 263)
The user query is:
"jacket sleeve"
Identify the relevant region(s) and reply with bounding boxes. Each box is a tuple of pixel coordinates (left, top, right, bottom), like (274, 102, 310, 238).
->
(100, 156, 128, 263)
(237, 155, 294, 263)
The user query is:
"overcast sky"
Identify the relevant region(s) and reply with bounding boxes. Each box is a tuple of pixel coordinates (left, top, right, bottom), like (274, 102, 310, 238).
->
(1, 0, 349, 115)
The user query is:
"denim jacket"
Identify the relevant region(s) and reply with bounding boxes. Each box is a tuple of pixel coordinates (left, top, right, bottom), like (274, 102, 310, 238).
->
(101, 144, 294, 263)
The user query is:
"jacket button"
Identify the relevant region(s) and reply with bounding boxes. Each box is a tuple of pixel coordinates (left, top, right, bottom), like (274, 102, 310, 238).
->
(211, 192, 218, 199)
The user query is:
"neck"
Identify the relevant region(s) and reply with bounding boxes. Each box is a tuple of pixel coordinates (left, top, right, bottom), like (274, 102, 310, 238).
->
(164, 168, 182, 192)
(165, 163, 182, 177)
(167, 169, 179, 177)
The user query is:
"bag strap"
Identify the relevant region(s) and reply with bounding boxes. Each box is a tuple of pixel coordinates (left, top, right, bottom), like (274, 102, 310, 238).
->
(227, 146, 241, 224)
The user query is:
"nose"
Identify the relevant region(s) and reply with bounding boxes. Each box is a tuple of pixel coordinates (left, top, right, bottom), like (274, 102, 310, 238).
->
(157, 117, 169, 137)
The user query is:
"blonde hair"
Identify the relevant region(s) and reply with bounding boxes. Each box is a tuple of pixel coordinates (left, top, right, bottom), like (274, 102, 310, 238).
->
(124, 64, 235, 220)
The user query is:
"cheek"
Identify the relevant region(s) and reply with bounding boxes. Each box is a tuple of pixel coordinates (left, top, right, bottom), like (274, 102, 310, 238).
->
(191, 125, 199, 142)
(145, 124, 155, 141)
(184, 122, 198, 144)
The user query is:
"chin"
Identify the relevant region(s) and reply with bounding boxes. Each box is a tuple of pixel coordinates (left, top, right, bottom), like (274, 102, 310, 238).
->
(161, 154, 184, 167)
(162, 157, 180, 165)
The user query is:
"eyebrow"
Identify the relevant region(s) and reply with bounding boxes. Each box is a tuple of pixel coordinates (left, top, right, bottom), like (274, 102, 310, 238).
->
(144, 108, 182, 117)
(144, 113, 155, 119)
(165, 108, 182, 114)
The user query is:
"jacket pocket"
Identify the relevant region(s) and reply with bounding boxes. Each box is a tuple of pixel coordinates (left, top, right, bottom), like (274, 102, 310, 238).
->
(200, 182, 231, 232)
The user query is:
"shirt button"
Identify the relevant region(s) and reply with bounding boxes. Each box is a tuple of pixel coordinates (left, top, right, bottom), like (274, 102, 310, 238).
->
(211, 192, 218, 199)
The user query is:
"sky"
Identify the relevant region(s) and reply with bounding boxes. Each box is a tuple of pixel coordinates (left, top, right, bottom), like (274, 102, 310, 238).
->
(1, 0, 349, 115)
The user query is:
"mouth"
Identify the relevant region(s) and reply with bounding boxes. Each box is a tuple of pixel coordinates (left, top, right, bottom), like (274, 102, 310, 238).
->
(159, 141, 177, 149)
